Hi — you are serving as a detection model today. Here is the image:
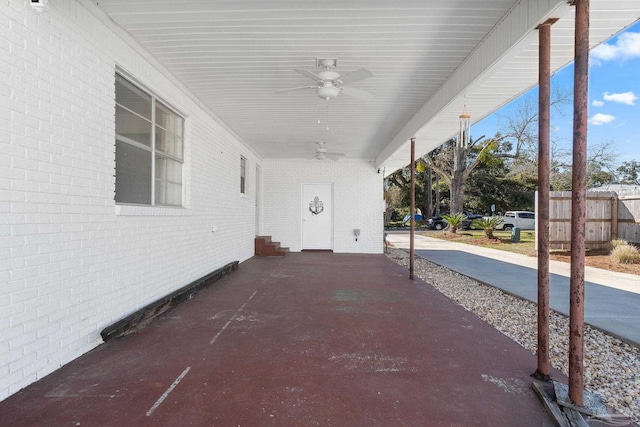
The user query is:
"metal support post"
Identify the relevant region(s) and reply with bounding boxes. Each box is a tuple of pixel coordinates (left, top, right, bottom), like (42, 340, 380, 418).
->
(409, 137, 416, 280)
(569, 0, 589, 407)
(534, 18, 557, 381)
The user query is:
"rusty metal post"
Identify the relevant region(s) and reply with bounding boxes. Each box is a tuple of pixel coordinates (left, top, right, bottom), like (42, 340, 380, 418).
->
(534, 18, 556, 381)
(409, 137, 416, 280)
(569, 0, 589, 406)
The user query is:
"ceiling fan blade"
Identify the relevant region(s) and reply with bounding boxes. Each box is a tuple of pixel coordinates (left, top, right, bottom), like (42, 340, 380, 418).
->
(337, 68, 373, 85)
(275, 85, 316, 94)
(341, 86, 375, 101)
(294, 68, 323, 81)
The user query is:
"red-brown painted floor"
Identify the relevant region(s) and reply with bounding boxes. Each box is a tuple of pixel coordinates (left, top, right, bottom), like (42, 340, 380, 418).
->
(1, 253, 559, 426)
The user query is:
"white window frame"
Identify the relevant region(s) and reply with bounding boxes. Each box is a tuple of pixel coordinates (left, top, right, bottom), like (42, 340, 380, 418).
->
(114, 72, 185, 207)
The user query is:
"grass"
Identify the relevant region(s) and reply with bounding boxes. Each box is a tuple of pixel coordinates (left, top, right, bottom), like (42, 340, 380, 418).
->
(610, 243, 640, 264)
(423, 229, 537, 256)
(419, 228, 640, 274)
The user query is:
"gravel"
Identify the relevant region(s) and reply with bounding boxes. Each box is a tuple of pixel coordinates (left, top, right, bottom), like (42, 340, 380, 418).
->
(386, 247, 640, 424)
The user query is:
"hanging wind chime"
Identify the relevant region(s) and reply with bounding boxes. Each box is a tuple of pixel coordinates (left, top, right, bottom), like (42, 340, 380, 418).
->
(458, 104, 471, 148)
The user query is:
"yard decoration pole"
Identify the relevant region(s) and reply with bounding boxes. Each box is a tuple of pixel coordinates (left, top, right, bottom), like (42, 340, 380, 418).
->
(409, 137, 416, 280)
(534, 17, 557, 381)
(569, 0, 589, 406)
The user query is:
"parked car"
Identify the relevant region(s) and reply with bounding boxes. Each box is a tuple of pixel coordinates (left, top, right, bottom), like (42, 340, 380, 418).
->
(491, 211, 535, 230)
(427, 211, 482, 230)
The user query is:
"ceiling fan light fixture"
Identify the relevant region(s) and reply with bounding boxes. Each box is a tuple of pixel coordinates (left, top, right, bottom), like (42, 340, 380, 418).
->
(316, 85, 340, 100)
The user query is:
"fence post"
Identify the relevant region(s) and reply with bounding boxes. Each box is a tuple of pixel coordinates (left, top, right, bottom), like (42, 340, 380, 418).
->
(612, 196, 618, 240)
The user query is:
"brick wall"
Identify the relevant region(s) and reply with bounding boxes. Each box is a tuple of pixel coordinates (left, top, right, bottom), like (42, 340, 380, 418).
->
(0, 0, 258, 399)
(261, 159, 384, 253)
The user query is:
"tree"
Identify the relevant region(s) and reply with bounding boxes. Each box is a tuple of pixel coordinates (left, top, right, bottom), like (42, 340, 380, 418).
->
(586, 140, 620, 188)
(384, 90, 625, 218)
(471, 217, 504, 239)
(465, 161, 537, 213)
(617, 160, 640, 185)
(418, 136, 509, 214)
(417, 89, 572, 214)
(496, 89, 571, 159)
(442, 212, 467, 234)
(496, 89, 573, 190)
(497, 89, 625, 190)
(386, 166, 432, 220)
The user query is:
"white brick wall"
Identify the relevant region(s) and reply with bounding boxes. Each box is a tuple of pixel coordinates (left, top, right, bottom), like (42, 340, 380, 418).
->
(0, 0, 259, 400)
(261, 159, 384, 253)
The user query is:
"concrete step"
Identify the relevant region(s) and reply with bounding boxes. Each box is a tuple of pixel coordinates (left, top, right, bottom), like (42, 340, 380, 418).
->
(255, 236, 288, 256)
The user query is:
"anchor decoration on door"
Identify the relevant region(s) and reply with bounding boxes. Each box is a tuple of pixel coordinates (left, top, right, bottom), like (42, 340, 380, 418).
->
(309, 196, 324, 215)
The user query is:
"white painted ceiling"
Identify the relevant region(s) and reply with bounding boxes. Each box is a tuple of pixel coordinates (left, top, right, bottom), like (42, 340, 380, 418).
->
(91, 0, 640, 174)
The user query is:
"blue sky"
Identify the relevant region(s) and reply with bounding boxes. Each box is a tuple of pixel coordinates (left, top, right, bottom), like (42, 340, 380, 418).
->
(472, 20, 640, 164)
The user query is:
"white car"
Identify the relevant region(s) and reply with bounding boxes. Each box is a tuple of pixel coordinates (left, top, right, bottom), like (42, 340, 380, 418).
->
(493, 211, 535, 230)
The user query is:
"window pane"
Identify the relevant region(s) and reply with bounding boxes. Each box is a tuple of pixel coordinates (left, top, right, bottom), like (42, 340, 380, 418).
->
(115, 140, 152, 204)
(155, 103, 175, 129)
(155, 126, 183, 159)
(155, 156, 182, 184)
(116, 75, 151, 120)
(116, 105, 152, 147)
(155, 181, 182, 206)
(155, 156, 182, 206)
(156, 103, 184, 160)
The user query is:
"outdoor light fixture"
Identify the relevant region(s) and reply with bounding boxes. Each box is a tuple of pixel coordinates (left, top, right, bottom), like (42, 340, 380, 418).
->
(458, 105, 471, 148)
(353, 229, 360, 241)
(30, 0, 49, 13)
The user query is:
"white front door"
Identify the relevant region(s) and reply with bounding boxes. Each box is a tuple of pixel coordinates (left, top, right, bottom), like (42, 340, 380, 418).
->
(302, 183, 333, 250)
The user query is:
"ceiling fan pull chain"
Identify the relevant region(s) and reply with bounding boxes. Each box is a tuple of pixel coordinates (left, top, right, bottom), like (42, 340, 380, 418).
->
(325, 99, 330, 131)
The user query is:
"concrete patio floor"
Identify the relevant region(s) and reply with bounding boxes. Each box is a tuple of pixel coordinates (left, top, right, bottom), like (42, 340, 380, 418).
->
(0, 252, 560, 426)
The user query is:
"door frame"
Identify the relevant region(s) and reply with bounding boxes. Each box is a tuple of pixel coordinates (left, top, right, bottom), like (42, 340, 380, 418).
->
(301, 182, 334, 250)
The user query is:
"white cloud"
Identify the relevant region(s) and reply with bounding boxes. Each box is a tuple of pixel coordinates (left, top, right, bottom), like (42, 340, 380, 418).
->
(592, 100, 605, 107)
(603, 91, 638, 106)
(588, 113, 616, 126)
(591, 32, 640, 62)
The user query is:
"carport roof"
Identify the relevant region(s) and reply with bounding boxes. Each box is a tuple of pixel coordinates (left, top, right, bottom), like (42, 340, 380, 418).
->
(88, 0, 640, 173)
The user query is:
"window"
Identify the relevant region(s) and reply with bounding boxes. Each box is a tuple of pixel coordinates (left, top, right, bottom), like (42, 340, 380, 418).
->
(114, 73, 184, 206)
(240, 156, 247, 194)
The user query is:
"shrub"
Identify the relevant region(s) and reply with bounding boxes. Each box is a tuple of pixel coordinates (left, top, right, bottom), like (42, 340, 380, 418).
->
(605, 239, 629, 252)
(442, 212, 467, 234)
(470, 217, 504, 239)
(610, 244, 640, 264)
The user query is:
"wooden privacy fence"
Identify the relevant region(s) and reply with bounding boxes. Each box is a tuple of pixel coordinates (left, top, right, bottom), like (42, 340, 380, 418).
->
(544, 190, 640, 250)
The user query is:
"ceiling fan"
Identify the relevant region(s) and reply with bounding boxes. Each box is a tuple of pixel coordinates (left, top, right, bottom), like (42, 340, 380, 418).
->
(310, 141, 345, 161)
(276, 59, 374, 101)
